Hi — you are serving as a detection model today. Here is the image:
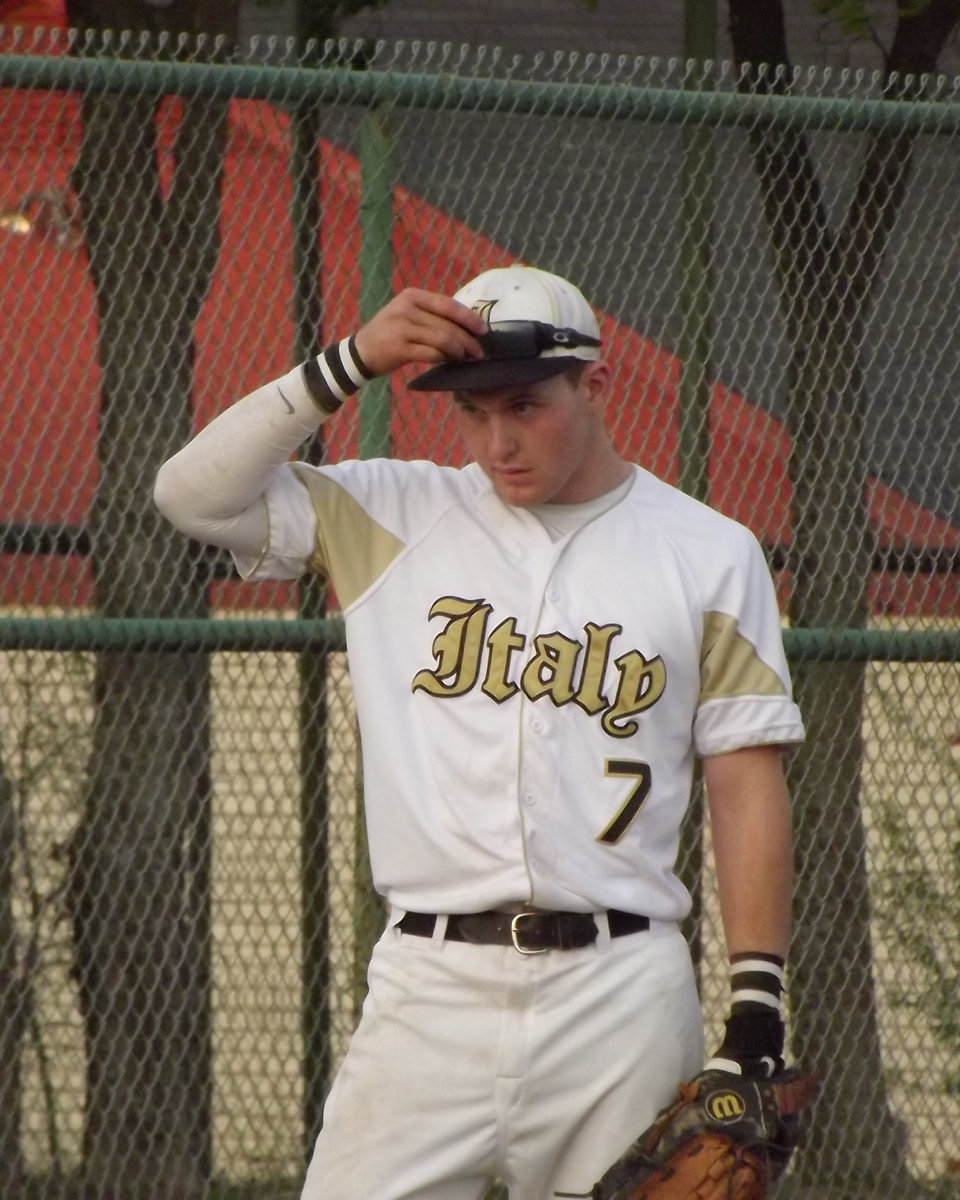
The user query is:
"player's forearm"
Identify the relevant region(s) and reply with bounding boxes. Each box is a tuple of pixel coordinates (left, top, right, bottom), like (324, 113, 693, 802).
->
(153, 339, 373, 549)
(714, 823, 792, 960)
(704, 746, 793, 959)
(704, 746, 793, 1076)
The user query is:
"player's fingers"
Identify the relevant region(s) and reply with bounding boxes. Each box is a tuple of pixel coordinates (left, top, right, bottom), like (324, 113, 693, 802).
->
(400, 336, 474, 365)
(403, 309, 485, 360)
(385, 289, 488, 355)
(355, 318, 480, 375)
(355, 289, 486, 375)
(404, 289, 488, 336)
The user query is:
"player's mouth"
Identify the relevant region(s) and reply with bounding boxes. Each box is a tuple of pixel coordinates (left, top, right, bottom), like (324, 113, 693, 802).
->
(492, 467, 537, 490)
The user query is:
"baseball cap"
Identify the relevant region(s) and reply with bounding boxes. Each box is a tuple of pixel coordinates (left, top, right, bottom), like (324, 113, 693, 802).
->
(409, 265, 601, 392)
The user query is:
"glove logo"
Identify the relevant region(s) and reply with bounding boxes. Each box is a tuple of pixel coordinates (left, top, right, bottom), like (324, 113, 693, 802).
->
(704, 1089, 747, 1122)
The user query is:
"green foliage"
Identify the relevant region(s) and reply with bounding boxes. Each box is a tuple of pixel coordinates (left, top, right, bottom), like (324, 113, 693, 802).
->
(812, 0, 874, 37)
(252, 0, 394, 26)
(287, 0, 394, 50)
(870, 674, 960, 1096)
(2, 652, 95, 1178)
(812, 0, 934, 38)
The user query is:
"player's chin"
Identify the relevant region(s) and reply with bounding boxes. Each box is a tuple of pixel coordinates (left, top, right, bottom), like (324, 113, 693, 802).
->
(490, 469, 545, 507)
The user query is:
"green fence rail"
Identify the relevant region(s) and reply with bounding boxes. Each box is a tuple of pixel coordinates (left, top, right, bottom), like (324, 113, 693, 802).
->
(2, 618, 960, 661)
(4, 46, 960, 133)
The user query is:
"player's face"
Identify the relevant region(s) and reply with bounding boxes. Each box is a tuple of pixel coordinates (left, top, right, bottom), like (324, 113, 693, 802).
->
(450, 363, 621, 506)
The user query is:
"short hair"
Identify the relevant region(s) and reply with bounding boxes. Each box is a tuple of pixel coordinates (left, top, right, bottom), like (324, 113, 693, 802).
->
(562, 362, 589, 385)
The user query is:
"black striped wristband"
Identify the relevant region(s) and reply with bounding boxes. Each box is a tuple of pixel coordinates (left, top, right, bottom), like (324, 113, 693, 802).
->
(729, 951, 784, 1013)
(302, 336, 375, 414)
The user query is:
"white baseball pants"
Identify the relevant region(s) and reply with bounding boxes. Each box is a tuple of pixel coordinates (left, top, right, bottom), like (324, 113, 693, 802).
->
(301, 916, 703, 1200)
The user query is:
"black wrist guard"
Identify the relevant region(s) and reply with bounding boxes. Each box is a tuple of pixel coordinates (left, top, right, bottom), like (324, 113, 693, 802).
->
(720, 1007, 785, 1060)
(708, 1008, 786, 1078)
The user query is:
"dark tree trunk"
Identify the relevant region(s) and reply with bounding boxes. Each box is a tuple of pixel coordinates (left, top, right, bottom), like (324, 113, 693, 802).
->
(0, 757, 26, 1200)
(726, 1, 960, 1191)
(63, 4, 239, 1195)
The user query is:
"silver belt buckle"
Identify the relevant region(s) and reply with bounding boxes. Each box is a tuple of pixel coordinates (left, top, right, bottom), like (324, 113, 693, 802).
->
(510, 912, 549, 955)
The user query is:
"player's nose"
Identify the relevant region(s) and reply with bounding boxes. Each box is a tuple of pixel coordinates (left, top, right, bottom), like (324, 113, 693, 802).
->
(487, 415, 517, 459)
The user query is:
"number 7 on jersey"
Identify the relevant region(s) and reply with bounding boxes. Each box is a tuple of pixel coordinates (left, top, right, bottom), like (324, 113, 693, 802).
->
(597, 759, 652, 844)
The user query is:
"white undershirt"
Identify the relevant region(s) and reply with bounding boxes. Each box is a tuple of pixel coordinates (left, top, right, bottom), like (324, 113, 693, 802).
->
(528, 471, 635, 542)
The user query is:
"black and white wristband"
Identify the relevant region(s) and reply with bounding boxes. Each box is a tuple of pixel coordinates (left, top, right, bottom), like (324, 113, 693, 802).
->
(302, 336, 375, 414)
(729, 950, 784, 1014)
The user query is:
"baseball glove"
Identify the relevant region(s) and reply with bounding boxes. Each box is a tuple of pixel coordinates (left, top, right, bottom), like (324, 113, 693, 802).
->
(565, 1068, 819, 1200)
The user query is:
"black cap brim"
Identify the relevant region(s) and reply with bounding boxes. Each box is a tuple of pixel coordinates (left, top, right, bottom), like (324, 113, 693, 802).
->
(408, 355, 582, 393)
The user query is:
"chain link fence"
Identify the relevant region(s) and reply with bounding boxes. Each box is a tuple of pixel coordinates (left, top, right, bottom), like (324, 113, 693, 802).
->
(1, 25, 959, 1200)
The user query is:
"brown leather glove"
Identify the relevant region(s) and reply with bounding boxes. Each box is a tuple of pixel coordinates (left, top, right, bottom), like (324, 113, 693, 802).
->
(564, 1068, 819, 1200)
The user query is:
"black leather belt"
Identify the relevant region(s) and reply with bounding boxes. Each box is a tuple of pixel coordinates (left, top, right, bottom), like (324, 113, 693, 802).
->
(396, 908, 649, 954)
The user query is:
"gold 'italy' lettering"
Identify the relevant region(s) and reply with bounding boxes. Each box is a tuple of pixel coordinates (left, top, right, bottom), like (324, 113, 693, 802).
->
(412, 596, 667, 733)
(411, 597, 491, 697)
(520, 632, 583, 704)
(482, 617, 526, 702)
(573, 621, 619, 714)
(600, 651, 667, 738)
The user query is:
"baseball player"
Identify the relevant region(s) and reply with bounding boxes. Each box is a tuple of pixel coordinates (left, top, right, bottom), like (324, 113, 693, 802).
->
(154, 265, 804, 1200)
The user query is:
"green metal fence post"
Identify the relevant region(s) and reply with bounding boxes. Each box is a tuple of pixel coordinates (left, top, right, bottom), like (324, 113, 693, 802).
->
(358, 105, 395, 461)
(352, 103, 396, 1017)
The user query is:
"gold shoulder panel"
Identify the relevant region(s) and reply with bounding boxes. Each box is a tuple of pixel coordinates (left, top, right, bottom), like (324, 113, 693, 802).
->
(295, 468, 405, 610)
(700, 610, 786, 701)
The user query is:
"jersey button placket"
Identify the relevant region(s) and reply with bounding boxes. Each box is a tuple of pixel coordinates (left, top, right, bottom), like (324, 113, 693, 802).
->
(516, 556, 562, 901)
(517, 703, 549, 899)
(519, 703, 557, 900)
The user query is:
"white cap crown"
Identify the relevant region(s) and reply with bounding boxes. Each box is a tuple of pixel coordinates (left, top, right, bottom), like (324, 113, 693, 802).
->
(453, 266, 600, 361)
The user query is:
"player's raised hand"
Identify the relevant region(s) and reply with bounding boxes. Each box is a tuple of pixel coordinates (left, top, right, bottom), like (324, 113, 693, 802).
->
(353, 288, 488, 377)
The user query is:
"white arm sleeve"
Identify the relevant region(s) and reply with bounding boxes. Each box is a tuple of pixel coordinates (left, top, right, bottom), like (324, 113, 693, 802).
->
(153, 364, 329, 560)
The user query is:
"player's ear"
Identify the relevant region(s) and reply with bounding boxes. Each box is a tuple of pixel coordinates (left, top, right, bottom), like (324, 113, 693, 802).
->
(581, 360, 613, 409)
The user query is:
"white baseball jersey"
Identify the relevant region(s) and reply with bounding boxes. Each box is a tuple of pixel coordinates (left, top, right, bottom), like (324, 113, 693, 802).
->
(238, 453, 804, 922)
